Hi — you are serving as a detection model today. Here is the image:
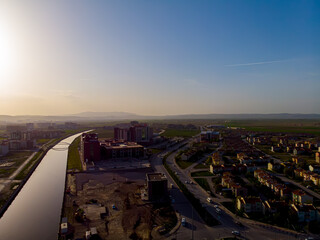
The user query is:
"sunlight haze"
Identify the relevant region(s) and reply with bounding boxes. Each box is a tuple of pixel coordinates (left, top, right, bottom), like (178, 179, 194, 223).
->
(0, 0, 319, 116)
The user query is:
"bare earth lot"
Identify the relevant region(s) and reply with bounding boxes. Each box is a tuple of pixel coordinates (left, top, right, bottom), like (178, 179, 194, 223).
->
(63, 168, 177, 240)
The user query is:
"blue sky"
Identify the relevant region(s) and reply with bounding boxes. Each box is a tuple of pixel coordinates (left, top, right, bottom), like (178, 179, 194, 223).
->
(0, 0, 319, 115)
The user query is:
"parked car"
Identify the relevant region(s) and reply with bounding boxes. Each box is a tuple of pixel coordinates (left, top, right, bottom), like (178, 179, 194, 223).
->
(207, 197, 212, 203)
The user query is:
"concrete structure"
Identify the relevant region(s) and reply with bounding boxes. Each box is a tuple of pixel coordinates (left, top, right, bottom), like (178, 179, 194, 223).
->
(200, 131, 219, 142)
(114, 122, 153, 145)
(81, 133, 101, 162)
(292, 190, 313, 204)
(0, 141, 9, 156)
(100, 140, 144, 160)
(291, 204, 319, 222)
(316, 152, 320, 163)
(237, 197, 262, 213)
(146, 173, 168, 201)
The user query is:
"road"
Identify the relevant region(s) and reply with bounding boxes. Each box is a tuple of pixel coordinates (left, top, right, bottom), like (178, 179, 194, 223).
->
(150, 141, 311, 240)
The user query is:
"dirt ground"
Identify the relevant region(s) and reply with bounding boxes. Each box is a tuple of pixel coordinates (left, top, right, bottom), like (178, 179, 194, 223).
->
(63, 169, 177, 240)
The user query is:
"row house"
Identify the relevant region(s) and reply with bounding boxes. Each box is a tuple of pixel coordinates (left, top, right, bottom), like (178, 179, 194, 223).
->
(262, 200, 287, 215)
(316, 152, 320, 163)
(268, 162, 282, 172)
(291, 204, 319, 223)
(292, 156, 304, 164)
(309, 165, 320, 174)
(254, 170, 290, 198)
(212, 152, 224, 165)
(292, 190, 313, 204)
(294, 168, 320, 186)
(237, 197, 262, 213)
(221, 172, 247, 197)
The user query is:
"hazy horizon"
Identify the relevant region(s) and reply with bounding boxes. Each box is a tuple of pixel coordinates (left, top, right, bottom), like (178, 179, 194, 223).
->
(1, 1, 319, 115)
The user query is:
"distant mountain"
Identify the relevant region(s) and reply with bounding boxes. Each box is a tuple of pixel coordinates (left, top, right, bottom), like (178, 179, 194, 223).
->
(0, 112, 319, 124)
(68, 111, 140, 119)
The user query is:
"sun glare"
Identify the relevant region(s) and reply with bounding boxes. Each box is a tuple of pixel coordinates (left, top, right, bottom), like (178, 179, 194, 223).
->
(0, 24, 16, 80)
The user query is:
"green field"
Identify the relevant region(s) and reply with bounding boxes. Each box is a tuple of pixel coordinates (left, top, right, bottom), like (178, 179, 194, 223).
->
(67, 137, 82, 171)
(161, 129, 200, 138)
(191, 171, 213, 177)
(176, 159, 194, 169)
(194, 178, 212, 192)
(92, 128, 114, 138)
(36, 138, 52, 144)
(194, 163, 209, 169)
(225, 120, 320, 135)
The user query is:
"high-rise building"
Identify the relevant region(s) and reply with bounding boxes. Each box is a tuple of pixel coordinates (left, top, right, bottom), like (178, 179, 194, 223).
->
(114, 122, 153, 145)
(81, 133, 101, 162)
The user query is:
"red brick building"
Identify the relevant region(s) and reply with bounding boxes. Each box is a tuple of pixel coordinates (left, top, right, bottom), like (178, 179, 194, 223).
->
(114, 122, 153, 145)
(81, 133, 101, 162)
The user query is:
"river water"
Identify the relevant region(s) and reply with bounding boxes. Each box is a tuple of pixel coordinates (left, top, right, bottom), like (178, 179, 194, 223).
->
(0, 133, 83, 240)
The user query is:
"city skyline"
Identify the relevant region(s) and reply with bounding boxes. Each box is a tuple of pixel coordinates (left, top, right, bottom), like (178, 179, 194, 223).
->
(0, 0, 319, 115)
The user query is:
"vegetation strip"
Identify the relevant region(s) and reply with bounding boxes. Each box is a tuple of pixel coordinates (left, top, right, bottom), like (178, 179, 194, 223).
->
(162, 153, 219, 226)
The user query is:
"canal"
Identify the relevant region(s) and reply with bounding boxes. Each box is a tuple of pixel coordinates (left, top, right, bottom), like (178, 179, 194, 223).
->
(0, 133, 83, 240)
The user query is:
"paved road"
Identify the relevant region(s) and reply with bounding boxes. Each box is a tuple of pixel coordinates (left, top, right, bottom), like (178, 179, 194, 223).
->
(150, 141, 312, 240)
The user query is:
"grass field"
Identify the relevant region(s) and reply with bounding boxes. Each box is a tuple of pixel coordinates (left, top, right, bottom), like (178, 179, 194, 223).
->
(93, 128, 114, 138)
(193, 178, 212, 193)
(176, 159, 194, 169)
(67, 137, 82, 171)
(36, 138, 52, 144)
(161, 129, 200, 138)
(225, 120, 320, 135)
(194, 163, 209, 169)
(191, 171, 213, 177)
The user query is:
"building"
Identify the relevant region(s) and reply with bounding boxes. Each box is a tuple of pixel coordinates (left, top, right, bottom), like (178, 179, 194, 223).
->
(146, 173, 168, 201)
(316, 152, 320, 163)
(309, 165, 320, 174)
(237, 197, 262, 213)
(212, 152, 224, 165)
(292, 190, 313, 204)
(0, 141, 9, 156)
(81, 133, 101, 162)
(291, 204, 319, 222)
(262, 200, 287, 215)
(114, 122, 153, 145)
(100, 140, 144, 159)
(268, 162, 282, 172)
(200, 131, 219, 142)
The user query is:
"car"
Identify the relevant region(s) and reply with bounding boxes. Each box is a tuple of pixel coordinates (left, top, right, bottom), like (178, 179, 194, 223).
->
(235, 221, 243, 227)
(181, 217, 186, 226)
(207, 197, 212, 203)
(213, 205, 219, 208)
(185, 180, 188, 184)
(215, 208, 221, 214)
(232, 230, 240, 236)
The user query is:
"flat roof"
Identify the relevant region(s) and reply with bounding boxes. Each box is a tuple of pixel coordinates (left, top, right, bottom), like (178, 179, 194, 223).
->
(147, 173, 167, 181)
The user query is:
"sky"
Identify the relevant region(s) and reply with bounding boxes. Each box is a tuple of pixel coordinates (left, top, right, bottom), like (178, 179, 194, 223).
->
(0, 0, 319, 116)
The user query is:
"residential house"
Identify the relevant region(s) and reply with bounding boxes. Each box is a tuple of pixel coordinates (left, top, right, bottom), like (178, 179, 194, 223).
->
(262, 200, 287, 215)
(316, 152, 320, 163)
(292, 157, 303, 164)
(268, 162, 282, 172)
(309, 165, 320, 174)
(231, 183, 247, 197)
(291, 204, 319, 222)
(292, 190, 313, 204)
(237, 197, 262, 213)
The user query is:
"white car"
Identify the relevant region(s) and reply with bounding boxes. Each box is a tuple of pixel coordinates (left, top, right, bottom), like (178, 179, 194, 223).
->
(232, 230, 240, 236)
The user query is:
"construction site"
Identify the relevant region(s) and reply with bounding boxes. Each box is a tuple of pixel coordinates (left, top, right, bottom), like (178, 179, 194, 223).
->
(62, 168, 178, 240)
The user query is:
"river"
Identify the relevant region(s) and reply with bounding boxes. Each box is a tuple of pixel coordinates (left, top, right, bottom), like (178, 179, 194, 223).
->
(0, 133, 83, 240)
